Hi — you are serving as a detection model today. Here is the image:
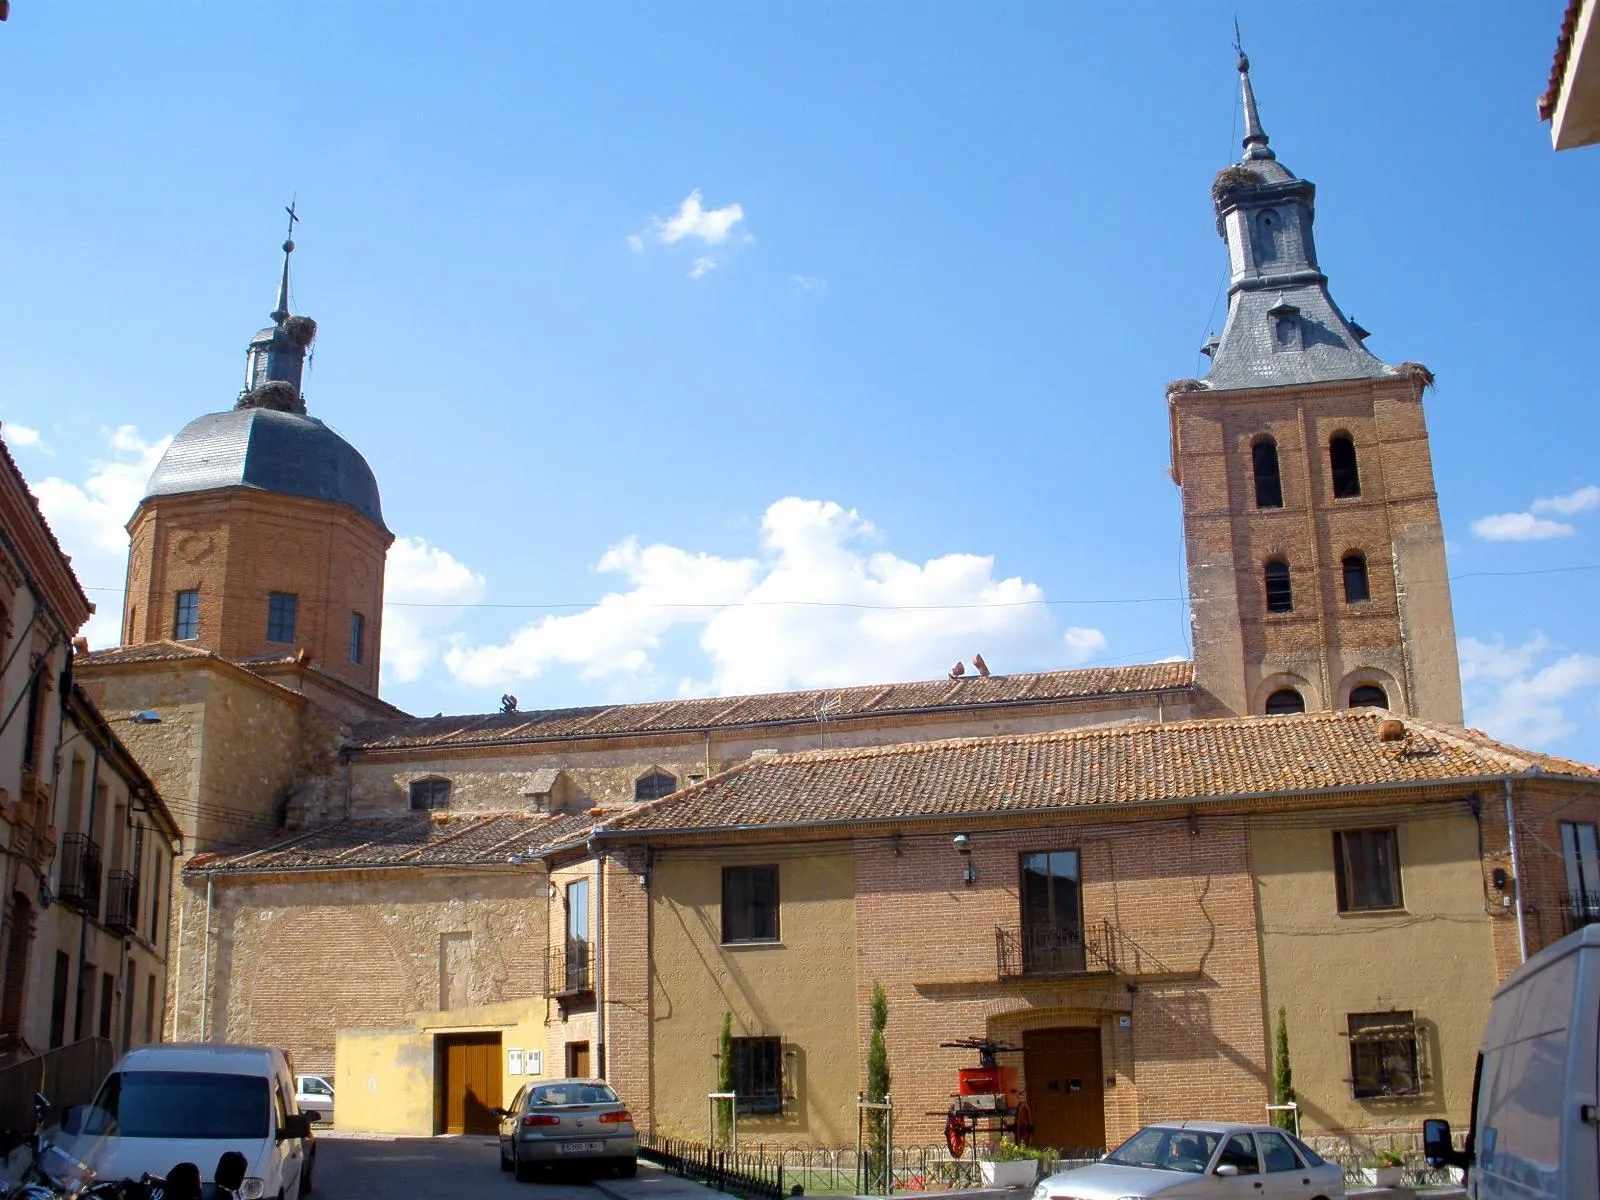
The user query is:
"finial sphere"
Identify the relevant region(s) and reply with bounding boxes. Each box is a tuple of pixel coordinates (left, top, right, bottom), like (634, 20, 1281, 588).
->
(282, 239, 295, 254)
(1237, 52, 1249, 73)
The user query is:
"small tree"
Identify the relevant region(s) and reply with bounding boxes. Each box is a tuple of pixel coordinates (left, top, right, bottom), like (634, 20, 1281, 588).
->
(1271, 1005, 1296, 1130)
(865, 983, 890, 1189)
(716, 1011, 734, 1146)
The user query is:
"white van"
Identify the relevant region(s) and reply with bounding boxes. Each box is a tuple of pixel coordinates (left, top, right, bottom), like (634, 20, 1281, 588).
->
(61, 1043, 315, 1199)
(1424, 923, 1599, 1198)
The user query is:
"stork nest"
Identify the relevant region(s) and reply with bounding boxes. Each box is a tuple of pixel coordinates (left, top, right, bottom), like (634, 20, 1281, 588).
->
(1165, 378, 1208, 396)
(1211, 165, 1259, 205)
(1397, 361, 1436, 392)
(283, 315, 318, 348)
(236, 380, 303, 413)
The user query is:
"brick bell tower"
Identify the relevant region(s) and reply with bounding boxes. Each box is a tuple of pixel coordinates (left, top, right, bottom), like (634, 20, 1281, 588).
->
(121, 216, 393, 696)
(1168, 53, 1463, 724)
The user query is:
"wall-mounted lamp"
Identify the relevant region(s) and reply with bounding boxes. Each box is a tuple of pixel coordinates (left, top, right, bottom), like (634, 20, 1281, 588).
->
(1491, 867, 1508, 891)
(953, 833, 978, 886)
(890, 833, 902, 857)
(1187, 810, 1200, 836)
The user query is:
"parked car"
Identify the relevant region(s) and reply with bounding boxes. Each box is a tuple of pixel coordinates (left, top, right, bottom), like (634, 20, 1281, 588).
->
(58, 1042, 316, 1200)
(1033, 1121, 1344, 1200)
(295, 1075, 335, 1125)
(494, 1077, 637, 1182)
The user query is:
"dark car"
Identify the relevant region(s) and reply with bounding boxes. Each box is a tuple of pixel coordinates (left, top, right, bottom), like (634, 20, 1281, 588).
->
(495, 1078, 637, 1182)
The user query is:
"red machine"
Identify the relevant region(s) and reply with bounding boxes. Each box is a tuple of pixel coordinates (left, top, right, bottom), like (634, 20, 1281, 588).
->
(933, 1038, 1032, 1157)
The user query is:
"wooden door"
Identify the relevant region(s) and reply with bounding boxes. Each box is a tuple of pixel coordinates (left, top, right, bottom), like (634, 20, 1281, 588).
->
(1023, 1028, 1106, 1152)
(441, 1033, 503, 1134)
(568, 1040, 591, 1078)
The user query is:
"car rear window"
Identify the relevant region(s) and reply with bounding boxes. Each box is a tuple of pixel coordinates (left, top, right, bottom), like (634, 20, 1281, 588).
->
(528, 1084, 619, 1107)
(86, 1071, 271, 1139)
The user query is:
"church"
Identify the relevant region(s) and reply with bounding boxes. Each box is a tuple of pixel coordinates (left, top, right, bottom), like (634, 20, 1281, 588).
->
(76, 55, 1600, 1147)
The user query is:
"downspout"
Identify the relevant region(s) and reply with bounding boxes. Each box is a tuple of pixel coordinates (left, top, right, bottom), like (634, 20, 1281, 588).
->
(704, 731, 712, 780)
(1503, 779, 1528, 964)
(200, 874, 214, 1040)
(593, 847, 606, 1075)
(73, 742, 102, 1040)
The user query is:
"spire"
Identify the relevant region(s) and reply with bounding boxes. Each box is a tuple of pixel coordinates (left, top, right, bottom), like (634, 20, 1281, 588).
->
(1235, 26, 1275, 162)
(241, 202, 316, 412)
(270, 200, 298, 324)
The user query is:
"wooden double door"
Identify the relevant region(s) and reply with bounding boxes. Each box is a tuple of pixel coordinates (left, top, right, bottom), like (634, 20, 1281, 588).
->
(439, 1032, 503, 1134)
(1023, 1028, 1106, 1152)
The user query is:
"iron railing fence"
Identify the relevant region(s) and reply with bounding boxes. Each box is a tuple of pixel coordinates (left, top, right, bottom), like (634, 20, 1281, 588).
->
(1302, 1133, 1466, 1191)
(58, 834, 103, 915)
(640, 1134, 787, 1200)
(1562, 890, 1600, 934)
(103, 871, 139, 934)
(0, 1037, 114, 1151)
(547, 938, 593, 996)
(996, 919, 1117, 979)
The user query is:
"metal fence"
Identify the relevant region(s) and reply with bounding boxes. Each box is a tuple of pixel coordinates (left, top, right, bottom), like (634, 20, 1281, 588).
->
(1303, 1132, 1467, 1191)
(0, 1038, 114, 1151)
(639, 1134, 788, 1200)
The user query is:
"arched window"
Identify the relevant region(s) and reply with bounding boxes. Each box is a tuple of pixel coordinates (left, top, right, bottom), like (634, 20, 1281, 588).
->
(1252, 439, 1284, 509)
(635, 770, 678, 801)
(1342, 553, 1370, 604)
(1330, 434, 1361, 498)
(409, 777, 450, 811)
(1349, 685, 1389, 709)
(1253, 209, 1283, 263)
(1266, 688, 1306, 715)
(1264, 560, 1293, 613)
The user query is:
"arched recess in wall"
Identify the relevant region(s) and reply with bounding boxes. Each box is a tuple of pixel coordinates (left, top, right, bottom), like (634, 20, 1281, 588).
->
(1251, 437, 1284, 509)
(1253, 672, 1316, 716)
(635, 769, 678, 801)
(237, 906, 415, 1074)
(1338, 668, 1404, 713)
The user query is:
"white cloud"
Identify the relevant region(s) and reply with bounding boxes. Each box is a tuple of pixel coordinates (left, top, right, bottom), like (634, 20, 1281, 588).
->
(656, 190, 745, 246)
(791, 275, 826, 292)
(4, 423, 51, 454)
(1470, 512, 1574, 541)
(33, 426, 172, 647)
(1531, 485, 1600, 516)
(446, 497, 1101, 698)
(688, 257, 717, 281)
(381, 537, 489, 685)
(1459, 633, 1600, 747)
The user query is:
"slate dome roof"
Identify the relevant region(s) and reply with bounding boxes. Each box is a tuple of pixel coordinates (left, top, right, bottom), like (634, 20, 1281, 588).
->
(143, 407, 387, 530)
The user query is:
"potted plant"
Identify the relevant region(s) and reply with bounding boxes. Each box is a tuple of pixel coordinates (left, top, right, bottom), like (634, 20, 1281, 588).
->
(978, 1136, 1047, 1187)
(1359, 1149, 1406, 1188)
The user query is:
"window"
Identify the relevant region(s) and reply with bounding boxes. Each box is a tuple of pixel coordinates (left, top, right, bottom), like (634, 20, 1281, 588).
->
(1264, 560, 1293, 612)
(1334, 828, 1402, 911)
(1217, 1134, 1259, 1174)
(1347, 1011, 1420, 1098)
(635, 770, 677, 801)
(49, 952, 70, 1050)
(409, 778, 450, 810)
(1342, 553, 1370, 604)
(1020, 850, 1083, 973)
(349, 611, 365, 665)
(722, 865, 779, 943)
(99, 971, 115, 1039)
(1257, 1131, 1303, 1172)
(22, 672, 44, 770)
(1348, 684, 1388, 709)
(266, 593, 297, 643)
(1265, 688, 1305, 715)
(1253, 209, 1281, 263)
(1330, 434, 1361, 498)
(1252, 439, 1284, 508)
(1561, 821, 1600, 929)
(173, 590, 200, 640)
(564, 879, 592, 992)
(729, 1036, 783, 1114)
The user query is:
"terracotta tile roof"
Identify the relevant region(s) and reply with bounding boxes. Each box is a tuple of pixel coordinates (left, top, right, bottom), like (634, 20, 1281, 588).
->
(187, 810, 590, 875)
(1540, 0, 1587, 121)
(76, 641, 219, 667)
(596, 710, 1600, 837)
(0, 428, 94, 626)
(346, 661, 1195, 751)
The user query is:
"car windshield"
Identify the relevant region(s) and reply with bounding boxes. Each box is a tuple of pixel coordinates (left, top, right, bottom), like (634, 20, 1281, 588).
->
(83, 1071, 271, 1139)
(1105, 1127, 1222, 1173)
(528, 1083, 618, 1107)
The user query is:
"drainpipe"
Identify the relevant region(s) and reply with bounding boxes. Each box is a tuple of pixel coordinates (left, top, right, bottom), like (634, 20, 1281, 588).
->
(1503, 779, 1528, 964)
(594, 849, 606, 1075)
(200, 874, 214, 1040)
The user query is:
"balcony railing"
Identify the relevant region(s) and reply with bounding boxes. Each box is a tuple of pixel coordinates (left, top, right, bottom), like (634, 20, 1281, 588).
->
(58, 833, 103, 915)
(996, 919, 1118, 980)
(549, 939, 594, 999)
(1563, 891, 1600, 935)
(104, 870, 139, 934)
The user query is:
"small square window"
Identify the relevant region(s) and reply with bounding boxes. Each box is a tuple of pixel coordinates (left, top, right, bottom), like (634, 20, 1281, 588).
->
(410, 778, 450, 811)
(729, 1036, 784, 1114)
(267, 593, 298, 644)
(1334, 829, 1402, 912)
(173, 590, 200, 640)
(1347, 1011, 1420, 1098)
(349, 611, 366, 665)
(722, 865, 779, 943)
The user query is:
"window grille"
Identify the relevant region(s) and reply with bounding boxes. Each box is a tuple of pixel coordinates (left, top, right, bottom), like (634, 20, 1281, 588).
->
(729, 1036, 784, 1114)
(173, 590, 200, 640)
(267, 592, 298, 643)
(1264, 561, 1293, 612)
(635, 771, 677, 801)
(1346, 1011, 1422, 1098)
(410, 778, 451, 811)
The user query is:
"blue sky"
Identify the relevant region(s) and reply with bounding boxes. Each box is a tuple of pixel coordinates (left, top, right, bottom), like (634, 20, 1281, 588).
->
(4, 3, 1599, 760)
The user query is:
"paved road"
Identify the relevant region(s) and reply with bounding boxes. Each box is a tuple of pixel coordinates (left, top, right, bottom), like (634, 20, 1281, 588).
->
(313, 1133, 724, 1200)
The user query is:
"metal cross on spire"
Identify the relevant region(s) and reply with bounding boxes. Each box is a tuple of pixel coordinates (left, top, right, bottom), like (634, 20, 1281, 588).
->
(272, 198, 299, 323)
(1232, 20, 1274, 161)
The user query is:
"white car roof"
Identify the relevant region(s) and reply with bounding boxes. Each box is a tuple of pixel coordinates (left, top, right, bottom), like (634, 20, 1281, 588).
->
(116, 1043, 285, 1076)
(1140, 1121, 1292, 1136)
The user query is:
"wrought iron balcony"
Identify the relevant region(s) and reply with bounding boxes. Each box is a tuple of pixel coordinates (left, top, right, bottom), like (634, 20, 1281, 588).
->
(996, 919, 1117, 980)
(549, 938, 594, 999)
(104, 870, 139, 933)
(1562, 891, 1600, 935)
(58, 833, 103, 915)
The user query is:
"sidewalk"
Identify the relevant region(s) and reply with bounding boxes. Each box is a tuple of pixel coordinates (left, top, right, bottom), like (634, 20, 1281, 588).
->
(594, 1163, 732, 1200)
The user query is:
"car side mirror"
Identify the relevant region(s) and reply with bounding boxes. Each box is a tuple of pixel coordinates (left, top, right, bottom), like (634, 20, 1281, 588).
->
(1214, 1164, 1240, 1177)
(278, 1114, 312, 1142)
(1423, 1118, 1469, 1169)
(492, 1108, 508, 1119)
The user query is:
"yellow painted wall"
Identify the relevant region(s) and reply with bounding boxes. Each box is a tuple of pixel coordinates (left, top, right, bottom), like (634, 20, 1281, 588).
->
(650, 844, 857, 1145)
(1251, 803, 1496, 1133)
(334, 999, 550, 1135)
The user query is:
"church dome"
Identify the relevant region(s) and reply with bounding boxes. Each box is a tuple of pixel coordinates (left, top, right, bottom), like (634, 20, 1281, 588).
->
(143, 407, 387, 530)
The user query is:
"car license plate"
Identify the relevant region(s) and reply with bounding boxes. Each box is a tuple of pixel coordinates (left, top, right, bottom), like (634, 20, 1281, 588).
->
(559, 1141, 604, 1154)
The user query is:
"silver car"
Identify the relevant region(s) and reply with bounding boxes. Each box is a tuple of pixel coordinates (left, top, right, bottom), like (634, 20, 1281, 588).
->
(1034, 1122, 1345, 1200)
(495, 1078, 638, 1181)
